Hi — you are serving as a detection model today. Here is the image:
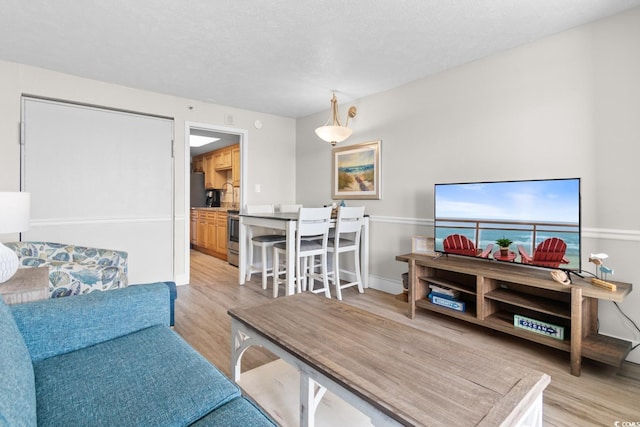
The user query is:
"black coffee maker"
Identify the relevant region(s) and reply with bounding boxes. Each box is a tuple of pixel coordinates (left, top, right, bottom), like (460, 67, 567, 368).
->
(206, 190, 222, 207)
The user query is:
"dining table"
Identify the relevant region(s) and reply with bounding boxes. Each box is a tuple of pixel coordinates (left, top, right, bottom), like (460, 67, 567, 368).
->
(238, 211, 369, 295)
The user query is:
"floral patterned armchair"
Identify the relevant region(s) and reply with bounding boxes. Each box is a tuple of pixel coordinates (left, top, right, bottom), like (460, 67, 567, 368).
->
(5, 241, 128, 298)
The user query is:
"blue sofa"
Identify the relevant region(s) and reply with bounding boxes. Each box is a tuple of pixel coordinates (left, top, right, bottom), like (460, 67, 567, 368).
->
(0, 283, 275, 427)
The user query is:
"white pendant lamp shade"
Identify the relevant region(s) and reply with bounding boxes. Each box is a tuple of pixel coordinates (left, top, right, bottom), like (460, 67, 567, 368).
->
(0, 192, 31, 283)
(314, 125, 353, 145)
(315, 93, 357, 147)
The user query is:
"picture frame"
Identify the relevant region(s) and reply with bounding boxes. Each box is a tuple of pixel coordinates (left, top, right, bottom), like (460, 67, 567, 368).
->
(332, 140, 381, 200)
(412, 236, 435, 255)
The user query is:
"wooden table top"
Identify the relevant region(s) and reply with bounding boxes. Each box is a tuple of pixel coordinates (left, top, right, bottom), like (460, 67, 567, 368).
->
(228, 293, 550, 426)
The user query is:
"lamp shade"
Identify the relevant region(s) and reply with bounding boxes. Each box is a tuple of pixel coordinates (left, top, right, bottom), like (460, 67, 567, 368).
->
(0, 192, 30, 234)
(0, 192, 30, 283)
(315, 125, 353, 145)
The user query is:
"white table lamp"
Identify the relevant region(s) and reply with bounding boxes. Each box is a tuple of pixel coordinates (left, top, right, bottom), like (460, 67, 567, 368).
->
(0, 192, 31, 283)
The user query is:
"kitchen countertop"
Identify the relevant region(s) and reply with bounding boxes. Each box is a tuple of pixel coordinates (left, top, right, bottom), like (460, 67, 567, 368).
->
(191, 207, 238, 212)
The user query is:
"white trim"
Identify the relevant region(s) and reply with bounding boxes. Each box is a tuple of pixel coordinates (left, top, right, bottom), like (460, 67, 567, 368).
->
(582, 227, 640, 241)
(184, 121, 248, 286)
(175, 273, 189, 286)
(30, 217, 173, 226)
(370, 215, 433, 227)
(339, 269, 403, 295)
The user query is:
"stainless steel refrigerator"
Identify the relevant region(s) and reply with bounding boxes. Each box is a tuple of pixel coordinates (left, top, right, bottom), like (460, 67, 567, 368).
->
(190, 172, 207, 207)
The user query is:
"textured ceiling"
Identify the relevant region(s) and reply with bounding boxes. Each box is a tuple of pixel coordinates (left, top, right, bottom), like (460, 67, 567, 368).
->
(1, 0, 639, 118)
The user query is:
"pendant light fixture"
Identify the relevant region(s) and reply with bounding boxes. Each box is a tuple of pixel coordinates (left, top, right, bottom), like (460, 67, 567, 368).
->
(315, 93, 357, 146)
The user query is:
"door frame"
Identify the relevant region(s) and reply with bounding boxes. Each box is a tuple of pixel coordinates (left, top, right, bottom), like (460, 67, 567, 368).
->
(184, 121, 248, 284)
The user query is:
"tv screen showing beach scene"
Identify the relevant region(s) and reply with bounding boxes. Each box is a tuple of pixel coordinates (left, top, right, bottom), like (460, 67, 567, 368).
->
(434, 178, 581, 270)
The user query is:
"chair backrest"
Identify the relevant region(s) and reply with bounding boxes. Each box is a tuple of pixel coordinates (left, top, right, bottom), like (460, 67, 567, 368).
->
(245, 204, 275, 214)
(335, 206, 365, 236)
(443, 234, 477, 256)
(297, 207, 332, 239)
(278, 204, 302, 213)
(296, 207, 332, 258)
(533, 238, 567, 266)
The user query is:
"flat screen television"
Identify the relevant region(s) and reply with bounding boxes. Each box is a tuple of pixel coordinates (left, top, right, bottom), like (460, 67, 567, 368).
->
(434, 178, 581, 271)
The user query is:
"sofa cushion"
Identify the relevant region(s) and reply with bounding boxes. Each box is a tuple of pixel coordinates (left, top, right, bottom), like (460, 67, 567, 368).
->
(12, 283, 169, 362)
(190, 397, 277, 426)
(0, 300, 37, 426)
(46, 261, 126, 297)
(6, 241, 129, 297)
(34, 325, 240, 426)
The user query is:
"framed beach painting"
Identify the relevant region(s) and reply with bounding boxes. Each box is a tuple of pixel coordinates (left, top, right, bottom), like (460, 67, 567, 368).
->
(332, 140, 381, 200)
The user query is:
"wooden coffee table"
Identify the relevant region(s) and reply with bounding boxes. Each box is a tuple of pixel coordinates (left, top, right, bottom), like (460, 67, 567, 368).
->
(229, 293, 550, 427)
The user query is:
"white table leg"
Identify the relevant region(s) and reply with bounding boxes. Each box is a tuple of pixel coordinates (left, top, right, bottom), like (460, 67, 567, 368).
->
(513, 394, 543, 427)
(230, 321, 242, 381)
(230, 320, 255, 382)
(300, 374, 327, 427)
(361, 217, 369, 288)
(285, 219, 296, 295)
(239, 217, 247, 285)
(300, 374, 313, 427)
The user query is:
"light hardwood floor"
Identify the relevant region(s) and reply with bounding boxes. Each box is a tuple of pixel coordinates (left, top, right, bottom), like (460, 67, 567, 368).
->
(175, 250, 640, 426)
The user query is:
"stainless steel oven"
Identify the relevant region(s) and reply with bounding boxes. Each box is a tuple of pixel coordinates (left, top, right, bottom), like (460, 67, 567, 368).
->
(227, 211, 239, 267)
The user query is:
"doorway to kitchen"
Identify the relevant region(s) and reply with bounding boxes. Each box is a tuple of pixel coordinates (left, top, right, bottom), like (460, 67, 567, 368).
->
(184, 122, 248, 284)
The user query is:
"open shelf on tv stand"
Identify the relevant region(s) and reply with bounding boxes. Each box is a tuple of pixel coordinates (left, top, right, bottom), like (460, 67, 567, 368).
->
(396, 252, 633, 376)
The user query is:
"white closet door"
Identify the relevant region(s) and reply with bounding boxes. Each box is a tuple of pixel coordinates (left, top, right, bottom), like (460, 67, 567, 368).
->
(21, 97, 174, 284)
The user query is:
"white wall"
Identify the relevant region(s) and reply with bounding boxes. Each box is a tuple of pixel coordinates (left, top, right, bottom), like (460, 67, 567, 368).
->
(0, 61, 296, 285)
(296, 7, 640, 362)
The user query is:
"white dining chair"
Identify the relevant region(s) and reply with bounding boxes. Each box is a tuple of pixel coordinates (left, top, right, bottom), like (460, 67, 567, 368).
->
(245, 204, 286, 290)
(272, 207, 332, 298)
(277, 204, 302, 213)
(327, 206, 365, 300)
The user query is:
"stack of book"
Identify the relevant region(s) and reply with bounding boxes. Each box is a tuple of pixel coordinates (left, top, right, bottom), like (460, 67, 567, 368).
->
(427, 283, 465, 312)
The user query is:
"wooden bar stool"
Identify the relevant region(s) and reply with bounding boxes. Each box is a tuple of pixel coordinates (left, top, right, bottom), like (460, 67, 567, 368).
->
(327, 206, 365, 300)
(272, 207, 332, 298)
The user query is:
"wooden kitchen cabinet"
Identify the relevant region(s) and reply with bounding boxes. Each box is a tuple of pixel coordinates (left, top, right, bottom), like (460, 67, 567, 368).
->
(216, 211, 228, 254)
(213, 169, 227, 189)
(232, 146, 240, 187)
(192, 156, 204, 173)
(191, 208, 228, 261)
(195, 144, 239, 189)
(203, 154, 215, 189)
(196, 210, 207, 248)
(214, 148, 232, 170)
(205, 211, 217, 252)
(190, 210, 198, 245)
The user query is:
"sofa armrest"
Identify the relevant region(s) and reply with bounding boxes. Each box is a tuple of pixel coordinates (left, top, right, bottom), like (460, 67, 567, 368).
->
(10, 282, 170, 362)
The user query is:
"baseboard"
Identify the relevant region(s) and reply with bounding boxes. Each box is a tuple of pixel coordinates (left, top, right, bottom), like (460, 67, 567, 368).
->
(339, 270, 403, 295)
(174, 273, 189, 286)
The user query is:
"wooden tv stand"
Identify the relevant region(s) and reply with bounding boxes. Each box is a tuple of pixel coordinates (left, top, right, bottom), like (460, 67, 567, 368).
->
(396, 253, 633, 376)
